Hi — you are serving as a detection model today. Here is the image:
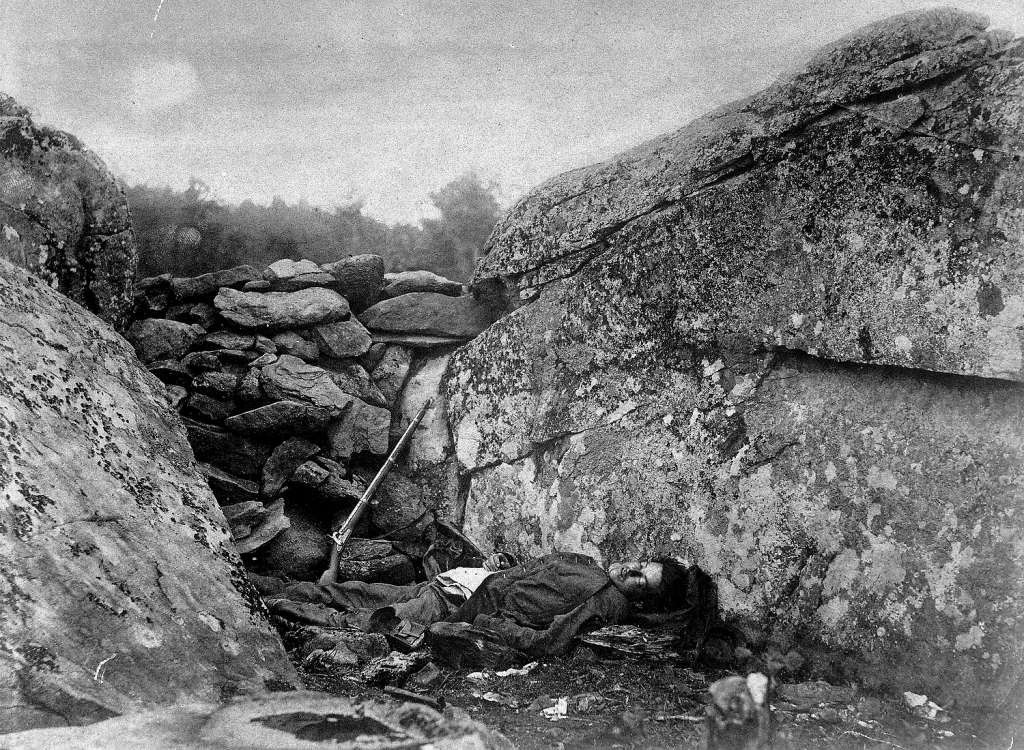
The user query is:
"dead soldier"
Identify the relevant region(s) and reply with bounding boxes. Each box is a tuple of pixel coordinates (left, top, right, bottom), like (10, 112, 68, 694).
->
(254, 550, 703, 662)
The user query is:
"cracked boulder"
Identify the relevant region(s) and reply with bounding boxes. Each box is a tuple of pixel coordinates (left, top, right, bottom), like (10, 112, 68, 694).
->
(445, 10, 1024, 711)
(0, 258, 295, 733)
(0, 93, 138, 330)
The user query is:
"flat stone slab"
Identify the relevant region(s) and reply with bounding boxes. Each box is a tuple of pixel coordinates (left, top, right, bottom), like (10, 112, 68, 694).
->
(382, 269, 463, 298)
(310, 319, 373, 359)
(359, 292, 495, 338)
(215, 287, 350, 331)
(171, 265, 262, 300)
(225, 401, 335, 437)
(259, 355, 355, 412)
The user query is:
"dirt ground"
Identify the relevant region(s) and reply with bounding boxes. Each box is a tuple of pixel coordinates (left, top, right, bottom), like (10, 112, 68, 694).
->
(298, 646, 1019, 749)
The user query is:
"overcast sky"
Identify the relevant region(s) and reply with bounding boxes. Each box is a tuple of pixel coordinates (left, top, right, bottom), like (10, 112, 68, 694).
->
(1, 1, 1021, 223)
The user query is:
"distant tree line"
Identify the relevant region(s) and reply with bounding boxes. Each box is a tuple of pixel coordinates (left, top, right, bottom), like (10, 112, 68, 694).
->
(126, 173, 502, 282)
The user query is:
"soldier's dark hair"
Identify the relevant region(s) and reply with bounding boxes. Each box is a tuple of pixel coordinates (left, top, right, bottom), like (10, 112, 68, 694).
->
(647, 557, 692, 612)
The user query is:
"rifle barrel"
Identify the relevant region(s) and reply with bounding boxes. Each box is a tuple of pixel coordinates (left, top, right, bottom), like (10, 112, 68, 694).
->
(331, 398, 433, 548)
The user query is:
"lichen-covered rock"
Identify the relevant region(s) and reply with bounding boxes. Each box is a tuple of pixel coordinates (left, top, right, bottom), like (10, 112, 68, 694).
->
(321, 254, 386, 312)
(359, 293, 497, 339)
(0, 258, 294, 733)
(446, 10, 1024, 710)
(476, 9, 1024, 382)
(0, 93, 138, 330)
(214, 287, 350, 331)
(126, 318, 205, 363)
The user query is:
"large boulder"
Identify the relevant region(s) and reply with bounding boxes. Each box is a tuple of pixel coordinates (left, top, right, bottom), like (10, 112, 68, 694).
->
(0, 258, 295, 733)
(0, 93, 138, 329)
(445, 10, 1024, 710)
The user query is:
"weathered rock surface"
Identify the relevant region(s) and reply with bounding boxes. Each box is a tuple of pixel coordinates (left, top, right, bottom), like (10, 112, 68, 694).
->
(370, 345, 413, 407)
(259, 355, 355, 412)
(126, 318, 205, 363)
(257, 501, 331, 579)
(383, 269, 463, 298)
(0, 692, 513, 749)
(360, 293, 497, 338)
(0, 93, 138, 329)
(225, 401, 334, 437)
(215, 287, 350, 331)
(0, 258, 294, 733)
(185, 419, 273, 479)
(327, 400, 392, 458)
(267, 258, 320, 279)
(261, 437, 320, 499)
(198, 463, 260, 505)
(447, 10, 1024, 710)
(310, 318, 373, 359)
(169, 265, 261, 301)
(320, 254, 386, 312)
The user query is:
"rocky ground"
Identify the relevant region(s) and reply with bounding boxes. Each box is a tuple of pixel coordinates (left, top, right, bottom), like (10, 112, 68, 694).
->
(295, 637, 1019, 749)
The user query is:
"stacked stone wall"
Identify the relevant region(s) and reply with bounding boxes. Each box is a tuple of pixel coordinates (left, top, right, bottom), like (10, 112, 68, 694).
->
(127, 259, 495, 581)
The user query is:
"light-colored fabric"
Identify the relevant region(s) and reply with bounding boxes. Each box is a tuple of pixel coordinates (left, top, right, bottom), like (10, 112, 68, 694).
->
(434, 566, 495, 600)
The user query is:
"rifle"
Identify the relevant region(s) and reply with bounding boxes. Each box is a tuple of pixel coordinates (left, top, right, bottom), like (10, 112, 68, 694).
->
(318, 398, 433, 585)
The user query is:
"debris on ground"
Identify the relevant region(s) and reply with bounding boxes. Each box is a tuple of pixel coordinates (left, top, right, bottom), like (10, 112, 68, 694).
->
(540, 696, 568, 721)
(360, 650, 431, 687)
(578, 624, 679, 657)
(903, 691, 949, 722)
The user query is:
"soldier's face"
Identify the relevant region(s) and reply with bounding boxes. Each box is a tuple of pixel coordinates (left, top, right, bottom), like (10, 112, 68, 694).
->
(607, 561, 664, 599)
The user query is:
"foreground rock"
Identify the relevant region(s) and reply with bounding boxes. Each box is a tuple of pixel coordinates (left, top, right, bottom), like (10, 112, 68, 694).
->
(0, 93, 138, 329)
(0, 258, 295, 733)
(447, 9, 1024, 710)
(0, 692, 513, 749)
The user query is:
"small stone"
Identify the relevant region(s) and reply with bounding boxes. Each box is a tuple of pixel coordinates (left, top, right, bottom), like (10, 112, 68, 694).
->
(361, 651, 430, 687)
(253, 336, 277, 354)
(147, 359, 192, 387)
(184, 393, 235, 423)
(242, 279, 271, 292)
(290, 460, 330, 488)
(250, 352, 277, 368)
(200, 331, 256, 350)
(271, 271, 337, 292)
(370, 345, 412, 407)
(409, 662, 443, 687)
(185, 419, 272, 479)
(234, 498, 290, 554)
(189, 302, 218, 328)
(221, 500, 268, 539)
(224, 401, 335, 437)
(326, 361, 387, 406)
(192, 371, 239, 399)
(327, 400, 392, 458)
(237, 368, 263, 403)
(165, 384, 188, 411)
(126, 318, 206, 363)
(181, 351, 222, 372)
(214, 287, 350, 331)
(197, 463, 260, 505)
(262, 438, 320, 498)
(170, 265, 262, 300)
(320, 254, 385, 312)
(309, 318, 373, 359)
(272, 331, 319, 361)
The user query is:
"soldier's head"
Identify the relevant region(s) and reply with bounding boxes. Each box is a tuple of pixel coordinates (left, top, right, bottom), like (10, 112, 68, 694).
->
(607, 557, 690, 609)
